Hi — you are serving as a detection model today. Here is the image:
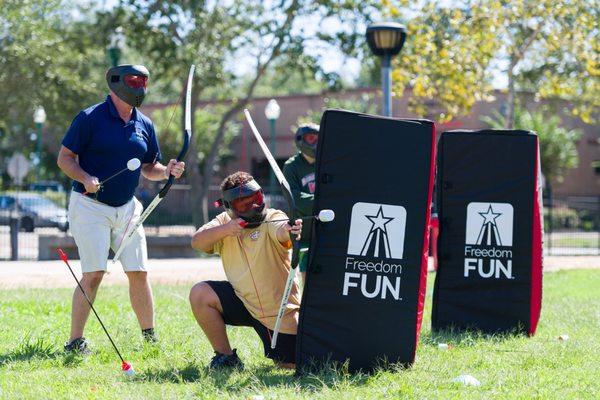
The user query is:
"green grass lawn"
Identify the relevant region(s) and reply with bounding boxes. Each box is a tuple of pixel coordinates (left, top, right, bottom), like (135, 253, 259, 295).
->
(1, 269, 599, 399)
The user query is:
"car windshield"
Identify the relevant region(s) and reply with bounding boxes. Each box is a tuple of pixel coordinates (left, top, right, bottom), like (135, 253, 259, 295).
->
(0, 197, 15, 208)
(31, 183, 63, 192)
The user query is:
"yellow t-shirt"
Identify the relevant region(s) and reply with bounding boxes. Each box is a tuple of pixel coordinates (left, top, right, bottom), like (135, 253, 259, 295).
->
(203, 209, 300, 335)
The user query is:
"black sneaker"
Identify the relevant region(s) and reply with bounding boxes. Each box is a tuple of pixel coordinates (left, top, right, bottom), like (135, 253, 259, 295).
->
(142, 328, 158, 343)
(209, 349, 244, 370)
(64, 337, 91, 355)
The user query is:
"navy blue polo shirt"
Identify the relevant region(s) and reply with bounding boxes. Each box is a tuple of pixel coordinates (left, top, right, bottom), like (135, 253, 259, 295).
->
(62, 95, 161, 207)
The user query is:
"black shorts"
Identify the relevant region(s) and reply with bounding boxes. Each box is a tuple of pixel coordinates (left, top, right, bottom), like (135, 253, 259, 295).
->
(205, 280, 296, 364)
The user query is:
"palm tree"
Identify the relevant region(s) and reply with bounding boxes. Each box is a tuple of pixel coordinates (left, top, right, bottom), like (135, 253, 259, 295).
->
(481, 106, 581, 188)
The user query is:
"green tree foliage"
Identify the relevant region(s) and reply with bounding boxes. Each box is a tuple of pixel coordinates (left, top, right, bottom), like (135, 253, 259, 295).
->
(513, 1, 599, 125)
(384, 0, 598, 126)
(0, 0, 379, 223)
(112, 0, 379, 224)
(383, 0, 498, 122)
(0, 1, 110, 185)
(481, 106, 581, 185)
(246, 66, 331, 98)
(150, 104, 239, 178)
(296, 93, 379, 129)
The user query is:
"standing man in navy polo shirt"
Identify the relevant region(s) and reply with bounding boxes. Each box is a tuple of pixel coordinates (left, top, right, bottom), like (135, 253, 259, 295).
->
(57, 65, 185, 353)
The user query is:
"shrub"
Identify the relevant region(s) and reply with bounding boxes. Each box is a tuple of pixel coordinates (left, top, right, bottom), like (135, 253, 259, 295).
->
(544, 206, 581, 230)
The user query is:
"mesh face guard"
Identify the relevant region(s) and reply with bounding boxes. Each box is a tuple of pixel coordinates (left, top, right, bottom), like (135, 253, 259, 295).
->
(217, 179, 266, 228)
(295, 124, 319, 158)
(106, 65, 150, 107)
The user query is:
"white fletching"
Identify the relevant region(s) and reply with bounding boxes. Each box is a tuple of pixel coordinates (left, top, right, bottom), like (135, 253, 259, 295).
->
(317, 209, 335, 222)
(127, 158, 141, 171)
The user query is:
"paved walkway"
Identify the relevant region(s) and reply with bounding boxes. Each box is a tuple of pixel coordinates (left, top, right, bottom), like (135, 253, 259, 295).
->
(0, 256, 598, 289)
(0, 258, 226, 289)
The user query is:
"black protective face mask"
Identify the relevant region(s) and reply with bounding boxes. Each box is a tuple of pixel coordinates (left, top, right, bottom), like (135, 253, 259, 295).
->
(106, 65, 149, 107)
(295, 125, 319, 158)
(217, 180, 267, 229)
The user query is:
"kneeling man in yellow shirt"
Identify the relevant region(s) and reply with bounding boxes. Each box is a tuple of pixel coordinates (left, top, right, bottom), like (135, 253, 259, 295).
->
(190, 171, 302, 370)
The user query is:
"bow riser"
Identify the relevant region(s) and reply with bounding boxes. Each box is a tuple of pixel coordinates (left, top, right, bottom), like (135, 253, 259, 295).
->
(244, 109, 300, 349)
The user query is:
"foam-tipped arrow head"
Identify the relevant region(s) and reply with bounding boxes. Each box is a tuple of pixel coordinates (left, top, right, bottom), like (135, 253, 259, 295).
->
(317, 209, 335, 222)
(57, 248, 68, 262)
(122, 361, 135, 376)
(127, 158, 141, 171)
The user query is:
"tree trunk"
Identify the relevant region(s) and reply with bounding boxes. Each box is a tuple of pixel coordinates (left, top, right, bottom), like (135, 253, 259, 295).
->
(200, 104, 246, 223)
(504, 23, 544, 130)
(196, 0, 300, 223)
(505, 59, 516, 130)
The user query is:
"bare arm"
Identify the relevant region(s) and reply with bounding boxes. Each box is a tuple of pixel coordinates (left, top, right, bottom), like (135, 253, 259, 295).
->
(191, 218, 245, 253)
(141, 162, 168, 181)
(57, 145, 100, 193)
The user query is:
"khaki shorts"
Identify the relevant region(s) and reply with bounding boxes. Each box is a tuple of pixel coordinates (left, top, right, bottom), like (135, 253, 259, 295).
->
(68, 191, 147, 273)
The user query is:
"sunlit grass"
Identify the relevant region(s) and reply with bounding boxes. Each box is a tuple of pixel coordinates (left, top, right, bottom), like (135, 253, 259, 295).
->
(0, 270, 598, 399)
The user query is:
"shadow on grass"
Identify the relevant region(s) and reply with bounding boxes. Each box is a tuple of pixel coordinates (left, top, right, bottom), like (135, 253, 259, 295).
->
(141, 363, 204, 383)
(422, 326, 530, 350)
(235, 358, 375, 392)
(62, 353, 87, 367)
(203, 362, 372, 395)
(0, 334, 60, 367)
(138, 359, 372, 394)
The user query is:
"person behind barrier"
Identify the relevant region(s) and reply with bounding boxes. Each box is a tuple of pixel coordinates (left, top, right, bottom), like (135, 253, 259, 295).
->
(189, 171, 302, 370)
(283, 123, 319, 283)
(57, 64, 185, 353)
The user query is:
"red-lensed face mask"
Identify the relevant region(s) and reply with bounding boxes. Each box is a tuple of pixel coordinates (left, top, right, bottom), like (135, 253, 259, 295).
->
(231, 191, 264, 214)
(303, 132, 318, 145)
(124, 74, 148, 89)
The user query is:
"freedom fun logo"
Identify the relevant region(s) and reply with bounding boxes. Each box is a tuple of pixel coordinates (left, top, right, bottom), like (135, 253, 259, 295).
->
(343, 202, 407, 301)
(347, 203, 406, 259)
(464, 202, 514, 279)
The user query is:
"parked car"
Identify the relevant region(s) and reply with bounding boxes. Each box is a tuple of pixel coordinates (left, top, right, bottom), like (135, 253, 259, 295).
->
(0, 193, 68, 232)
(29, 181, 65, 193)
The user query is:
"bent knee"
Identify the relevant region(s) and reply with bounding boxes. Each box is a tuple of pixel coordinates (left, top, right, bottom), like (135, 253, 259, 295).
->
(189, 282, 218, 307)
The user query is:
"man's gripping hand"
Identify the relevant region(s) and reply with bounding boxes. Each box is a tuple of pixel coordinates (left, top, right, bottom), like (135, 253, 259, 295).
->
(83, 175, 100, 194)
(284, 219, 302, 241)
(165, 159, 185, 179)
(223, 218, 246, 237)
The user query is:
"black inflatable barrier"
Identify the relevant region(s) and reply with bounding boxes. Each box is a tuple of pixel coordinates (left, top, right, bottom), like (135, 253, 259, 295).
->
(432, 129, 543, 335)
(296, 110, 436, 373)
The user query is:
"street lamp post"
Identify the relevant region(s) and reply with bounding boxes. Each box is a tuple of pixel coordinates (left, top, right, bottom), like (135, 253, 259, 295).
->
(33, 106, 46, 182)
(108, 27, 125, 67)
(264, 99, 281, 195)
(366, 22, 407, 117)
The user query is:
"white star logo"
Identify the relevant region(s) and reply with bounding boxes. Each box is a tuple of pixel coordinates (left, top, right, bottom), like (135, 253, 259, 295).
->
(348, 202, 407, 259)
(366, 206, 394, 232)
(479, 205, 502, 225)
